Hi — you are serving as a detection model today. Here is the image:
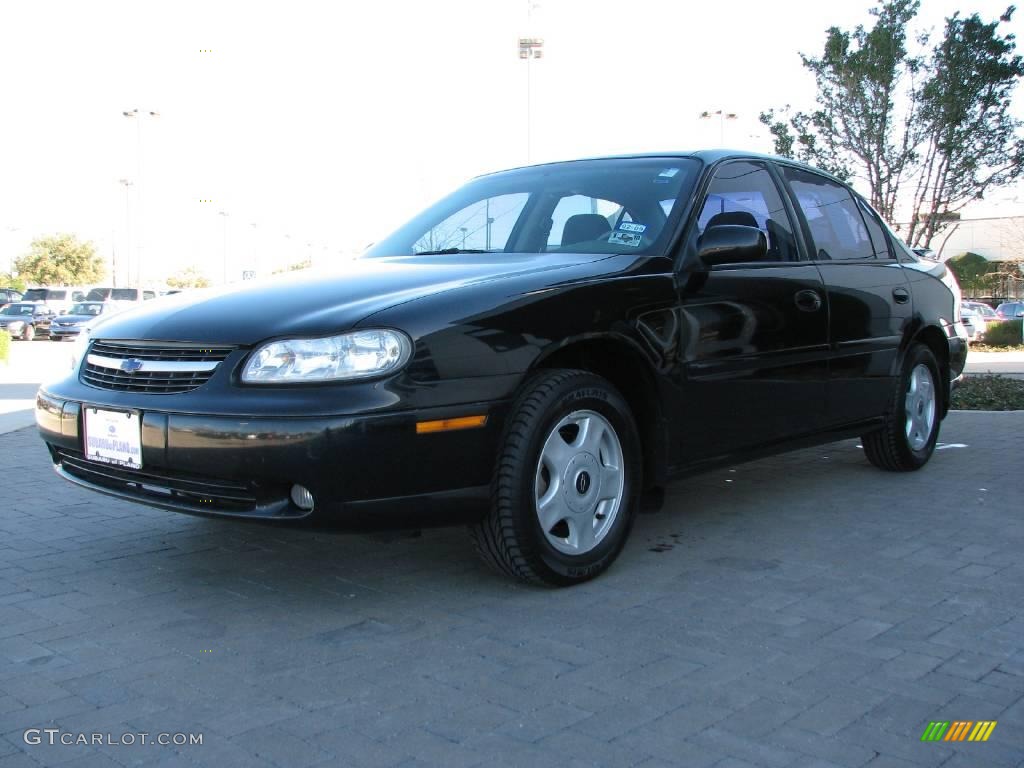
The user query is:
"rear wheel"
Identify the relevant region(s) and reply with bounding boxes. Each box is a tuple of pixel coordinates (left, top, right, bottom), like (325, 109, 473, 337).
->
(470, 369, 641, 586)
(862, 343, 941, 471)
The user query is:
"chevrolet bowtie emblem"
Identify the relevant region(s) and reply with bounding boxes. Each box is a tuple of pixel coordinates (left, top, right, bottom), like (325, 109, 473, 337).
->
(120, 358, 144, 373)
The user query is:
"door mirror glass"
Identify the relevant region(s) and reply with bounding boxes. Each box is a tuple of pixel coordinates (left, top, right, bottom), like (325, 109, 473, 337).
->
(698, 225, 768, 267)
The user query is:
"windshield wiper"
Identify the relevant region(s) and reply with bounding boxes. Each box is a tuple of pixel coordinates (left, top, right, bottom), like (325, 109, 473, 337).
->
(413, 248, 492, 255)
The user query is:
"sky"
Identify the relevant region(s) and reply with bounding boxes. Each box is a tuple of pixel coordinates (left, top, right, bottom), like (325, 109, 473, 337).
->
(1, 0, 1022, 285)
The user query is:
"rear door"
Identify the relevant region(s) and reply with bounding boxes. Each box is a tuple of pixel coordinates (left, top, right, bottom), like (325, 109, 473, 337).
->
(672, 160, 830, 461)
(778, 165, 911, 425)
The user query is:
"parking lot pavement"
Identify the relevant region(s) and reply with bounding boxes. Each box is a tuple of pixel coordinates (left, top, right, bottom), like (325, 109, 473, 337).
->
(0, 414, 1022, 768)
(966, 351, 1024, 380)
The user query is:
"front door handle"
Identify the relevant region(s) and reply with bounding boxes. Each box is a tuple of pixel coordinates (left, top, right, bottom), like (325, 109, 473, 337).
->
(794, 289, 822, 313)
(893, 287, 910, 304)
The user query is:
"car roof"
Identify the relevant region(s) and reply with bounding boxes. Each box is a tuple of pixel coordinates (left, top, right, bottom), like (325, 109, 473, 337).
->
(479, 149, 846, 185)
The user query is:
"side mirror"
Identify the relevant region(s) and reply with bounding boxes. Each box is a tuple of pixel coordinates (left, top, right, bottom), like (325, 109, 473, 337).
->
(697, 224, 767, 267)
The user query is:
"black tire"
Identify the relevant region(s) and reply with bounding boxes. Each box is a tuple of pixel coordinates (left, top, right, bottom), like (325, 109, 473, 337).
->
(470, 369, 642, 586)
(862, 343, 942, 472)
(22, 325, 35, 341)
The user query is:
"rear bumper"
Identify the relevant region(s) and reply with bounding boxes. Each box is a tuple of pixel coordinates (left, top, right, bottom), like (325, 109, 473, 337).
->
(37, 389, 506, 525)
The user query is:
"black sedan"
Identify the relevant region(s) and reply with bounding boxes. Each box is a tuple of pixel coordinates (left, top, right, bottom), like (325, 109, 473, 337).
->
(1, 302, 54, 340)
(36, 151, 967, 585)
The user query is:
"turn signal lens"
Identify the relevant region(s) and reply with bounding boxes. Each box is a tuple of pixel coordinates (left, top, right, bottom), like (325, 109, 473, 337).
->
(416, 415, 488, 434)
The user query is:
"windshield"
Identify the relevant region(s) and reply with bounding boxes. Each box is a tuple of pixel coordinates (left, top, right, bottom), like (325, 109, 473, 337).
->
(366, 158, 701, 258)
(70, 302, 104, 315)
(1, 304, 35, 316)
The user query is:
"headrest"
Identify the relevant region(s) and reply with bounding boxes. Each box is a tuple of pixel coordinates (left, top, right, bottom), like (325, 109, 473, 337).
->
(562, 213, 611, 246)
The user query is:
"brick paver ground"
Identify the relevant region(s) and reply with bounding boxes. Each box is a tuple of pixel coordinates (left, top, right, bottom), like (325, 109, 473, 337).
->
(0, 413, 1022, 768)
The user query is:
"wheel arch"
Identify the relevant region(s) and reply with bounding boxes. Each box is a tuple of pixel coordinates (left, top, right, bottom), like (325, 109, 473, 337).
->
(530, 334, 668, 489)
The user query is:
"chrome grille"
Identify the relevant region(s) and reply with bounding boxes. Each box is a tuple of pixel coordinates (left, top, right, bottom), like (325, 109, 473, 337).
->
(81, 341, 233, 394)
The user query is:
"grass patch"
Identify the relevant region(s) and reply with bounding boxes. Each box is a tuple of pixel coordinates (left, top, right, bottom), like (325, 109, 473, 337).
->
(952, 374, 1024, 410)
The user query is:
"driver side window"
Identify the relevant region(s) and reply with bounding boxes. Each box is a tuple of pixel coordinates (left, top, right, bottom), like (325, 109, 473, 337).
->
(697, 161, 799, 261)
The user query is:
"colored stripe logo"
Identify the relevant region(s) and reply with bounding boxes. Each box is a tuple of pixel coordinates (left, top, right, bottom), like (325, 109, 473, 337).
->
(921, 721, 997, 742)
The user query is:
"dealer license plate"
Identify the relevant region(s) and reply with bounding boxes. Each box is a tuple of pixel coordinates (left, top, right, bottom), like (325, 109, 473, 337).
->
(83, 407, 143, 468)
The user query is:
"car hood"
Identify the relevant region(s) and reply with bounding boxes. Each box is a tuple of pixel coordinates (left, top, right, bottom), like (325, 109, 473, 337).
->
(92, 252, 618, 345)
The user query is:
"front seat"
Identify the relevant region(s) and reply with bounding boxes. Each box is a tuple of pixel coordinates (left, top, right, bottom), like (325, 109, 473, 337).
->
(561, 213, 611, 246)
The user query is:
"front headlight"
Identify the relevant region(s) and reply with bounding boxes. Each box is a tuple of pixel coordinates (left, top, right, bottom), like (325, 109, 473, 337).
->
(241, 329, 412, 383)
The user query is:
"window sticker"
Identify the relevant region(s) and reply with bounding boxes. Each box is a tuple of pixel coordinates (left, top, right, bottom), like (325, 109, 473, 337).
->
(617, 222, 646, 233)
(658, 168, 680, 178)
(609, 230, 643, 247)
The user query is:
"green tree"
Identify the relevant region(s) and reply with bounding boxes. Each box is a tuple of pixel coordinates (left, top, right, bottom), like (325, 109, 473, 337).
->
(14, 234, 106, 286)
(907, 9, 1024, 246)
(946, 251, 995, 296)
(761, 2, 1024, 248)
(0, 272, 26, 292)
(759, 0, 923, 220)
(165, 265, 211, 289)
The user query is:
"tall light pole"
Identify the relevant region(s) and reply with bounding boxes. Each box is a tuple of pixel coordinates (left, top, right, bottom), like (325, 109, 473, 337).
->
(699, 109, 738, 145)
(118, 179, 133, 288)
(4, 227, 20, 279)
(218, 211, 229, 284)
(122, 109, 159, 288)
(519, 2, 543, 164)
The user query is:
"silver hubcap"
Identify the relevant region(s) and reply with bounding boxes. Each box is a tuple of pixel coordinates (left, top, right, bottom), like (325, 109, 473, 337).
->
(535, 409, 625, 556)
(905, 363, 936, 452)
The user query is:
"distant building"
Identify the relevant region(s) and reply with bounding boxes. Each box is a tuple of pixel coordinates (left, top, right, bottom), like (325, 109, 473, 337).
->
(893, 216, 1024, 263)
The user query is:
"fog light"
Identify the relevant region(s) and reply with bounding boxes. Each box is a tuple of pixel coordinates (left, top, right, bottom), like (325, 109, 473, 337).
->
(290, 484, 315, 511)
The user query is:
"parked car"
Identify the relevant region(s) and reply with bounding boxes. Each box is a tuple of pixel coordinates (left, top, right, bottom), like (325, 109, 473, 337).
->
(84, 287, 157, 302)
(995, 301, 1024, 321)
(48, 301, 126, 341)
(36, 151, 967, 585)
(0, 288, 23, 310)
(960, 306, 978, 341)
(21, 287, 88, 315)
(0, 302, 54, 340)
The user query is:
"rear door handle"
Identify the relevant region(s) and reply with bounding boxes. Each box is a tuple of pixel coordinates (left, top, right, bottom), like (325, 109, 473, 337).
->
(893, 287, 910, 304)
(794, 289, 822, 313)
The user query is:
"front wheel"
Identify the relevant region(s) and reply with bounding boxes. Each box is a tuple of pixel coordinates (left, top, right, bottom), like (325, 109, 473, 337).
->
(22, 325, 35, 341)
(470, 369, 641, 586)
(862, 343, 941, 471)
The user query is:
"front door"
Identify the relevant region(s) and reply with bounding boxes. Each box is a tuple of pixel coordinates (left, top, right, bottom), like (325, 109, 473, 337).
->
(672, 160, 830, 463)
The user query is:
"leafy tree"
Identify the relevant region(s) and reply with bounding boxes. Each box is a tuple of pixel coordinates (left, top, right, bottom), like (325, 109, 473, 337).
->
(761, 2, 1024, 248)
(0, 272, 26, 292)
(166, 265, 211, 289)
(14, 234, 106, 286)
(946, 251, 995, 296)
(907, 9, 1024, 246)
(760, 0, 922, 219)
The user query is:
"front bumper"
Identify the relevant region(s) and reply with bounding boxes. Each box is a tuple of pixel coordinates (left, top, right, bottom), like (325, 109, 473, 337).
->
(49, 327, 83, 338)
(37, 389, 508, 525)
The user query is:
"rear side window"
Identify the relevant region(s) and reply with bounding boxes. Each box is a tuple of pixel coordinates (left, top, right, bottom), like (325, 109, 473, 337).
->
(782, 168, 875, 261)
(856, 199, 892, 258)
